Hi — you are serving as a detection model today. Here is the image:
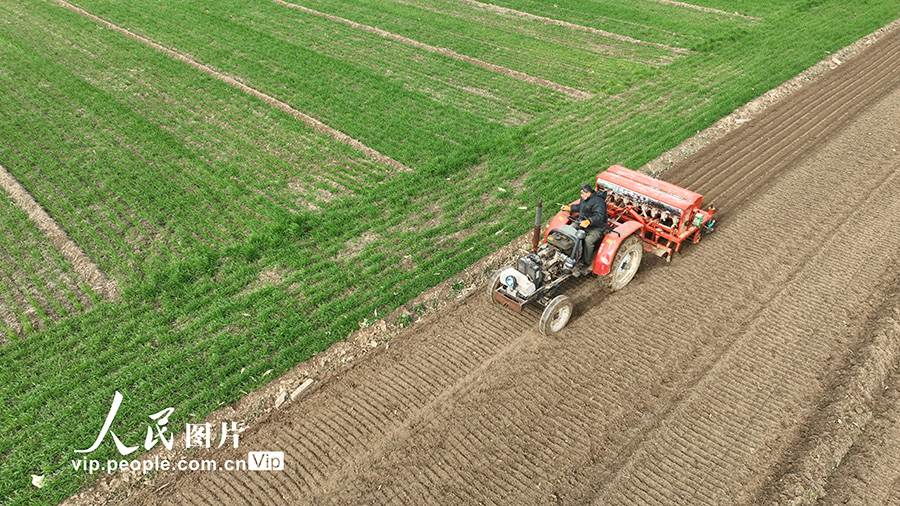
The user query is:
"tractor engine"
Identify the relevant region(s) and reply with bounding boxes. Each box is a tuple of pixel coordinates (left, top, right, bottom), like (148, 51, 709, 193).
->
(498, 225, 581, 300)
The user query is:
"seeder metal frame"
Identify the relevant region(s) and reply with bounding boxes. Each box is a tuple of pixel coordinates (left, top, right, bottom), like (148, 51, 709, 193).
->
(597, 165, 715, 260)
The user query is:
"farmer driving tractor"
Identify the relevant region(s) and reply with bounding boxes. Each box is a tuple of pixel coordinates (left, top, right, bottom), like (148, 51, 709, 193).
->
(488, 165, 715, 335)
(561, 183, 608, 270)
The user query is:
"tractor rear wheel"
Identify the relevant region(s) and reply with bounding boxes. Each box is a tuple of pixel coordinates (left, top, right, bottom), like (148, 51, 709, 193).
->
(486, 266, 507, 305)
(599, 235, 643, 292)
(539, 295, 573, 335)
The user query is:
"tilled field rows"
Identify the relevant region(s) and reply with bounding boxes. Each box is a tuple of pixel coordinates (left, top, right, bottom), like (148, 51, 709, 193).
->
(776, 268, 900, 504)
(114, 25, 900, 506)
(586, 90, 900, 504)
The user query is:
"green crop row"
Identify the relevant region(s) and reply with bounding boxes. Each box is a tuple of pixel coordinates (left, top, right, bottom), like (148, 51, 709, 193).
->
(215, 0, 570, 125)
(268, 0, 677, 94)
(63, 0, 519, 168)
(471, 0, 759, 48)
(0, 0, 405, 281)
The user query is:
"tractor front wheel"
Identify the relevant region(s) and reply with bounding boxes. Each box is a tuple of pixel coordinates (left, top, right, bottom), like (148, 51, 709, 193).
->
(539, 295, 573, 335)
(599, 235, 643, 292)
(486, 266, 508, 305)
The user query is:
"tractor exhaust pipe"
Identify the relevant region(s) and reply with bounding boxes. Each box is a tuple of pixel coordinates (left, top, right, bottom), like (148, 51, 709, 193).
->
(532, 199, 542, 253)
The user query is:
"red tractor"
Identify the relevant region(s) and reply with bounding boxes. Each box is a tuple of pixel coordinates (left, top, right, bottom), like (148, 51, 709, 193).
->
(487, 165, 715, 335)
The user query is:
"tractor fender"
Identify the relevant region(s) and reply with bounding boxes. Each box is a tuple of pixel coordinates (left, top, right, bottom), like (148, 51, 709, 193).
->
(592, 221, 643, 275)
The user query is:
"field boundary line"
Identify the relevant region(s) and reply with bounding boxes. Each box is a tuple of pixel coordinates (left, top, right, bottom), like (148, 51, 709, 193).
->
(644, 0, 762, 22)
(456, 0, 692, 55)
(270, 0, 593, 100)
(51, 0, 413, 173)
(0, 163, 119, 300)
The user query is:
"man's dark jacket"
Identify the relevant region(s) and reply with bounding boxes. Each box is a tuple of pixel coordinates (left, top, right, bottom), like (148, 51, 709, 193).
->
(570, 190, 608, 230)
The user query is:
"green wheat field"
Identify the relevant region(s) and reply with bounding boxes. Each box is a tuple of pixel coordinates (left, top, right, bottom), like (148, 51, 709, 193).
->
(1, 0, 897, 503)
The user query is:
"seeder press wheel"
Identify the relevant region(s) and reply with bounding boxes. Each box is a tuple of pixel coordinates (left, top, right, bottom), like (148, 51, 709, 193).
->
(539, 295, 573, 335)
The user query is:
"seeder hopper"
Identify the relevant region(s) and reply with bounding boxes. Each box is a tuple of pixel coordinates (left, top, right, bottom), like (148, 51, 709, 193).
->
(487, 165, 715, 335)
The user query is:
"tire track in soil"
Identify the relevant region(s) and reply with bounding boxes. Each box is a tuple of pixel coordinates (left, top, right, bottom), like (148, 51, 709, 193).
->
(106, 21, 900, 506)
(774, 276, 900, 505)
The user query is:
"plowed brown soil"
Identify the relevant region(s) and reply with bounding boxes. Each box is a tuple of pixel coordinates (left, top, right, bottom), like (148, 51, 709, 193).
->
(102, 25, 900, 506)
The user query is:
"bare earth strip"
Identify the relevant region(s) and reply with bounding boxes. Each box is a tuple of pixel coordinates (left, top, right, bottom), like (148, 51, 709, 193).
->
(456, 0, 693, 54)
(645, 0, 762, 21)
(80, 21, 900, 506)
(51, 0, 413, 173)
(271, 0, 594, 100)
(0, 163, 118, 300)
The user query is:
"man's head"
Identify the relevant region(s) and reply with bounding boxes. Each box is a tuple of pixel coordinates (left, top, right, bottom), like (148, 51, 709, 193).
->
(580, 184, 593, 199)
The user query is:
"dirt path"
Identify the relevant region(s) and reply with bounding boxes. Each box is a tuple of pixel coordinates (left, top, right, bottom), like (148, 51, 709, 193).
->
(645, 0, 762, 22)
(0, 163, 118, 300)
(89, 23, 900, 506)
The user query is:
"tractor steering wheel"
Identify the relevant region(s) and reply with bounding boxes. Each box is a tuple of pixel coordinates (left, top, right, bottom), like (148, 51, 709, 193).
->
(569, 213, 589, 229)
